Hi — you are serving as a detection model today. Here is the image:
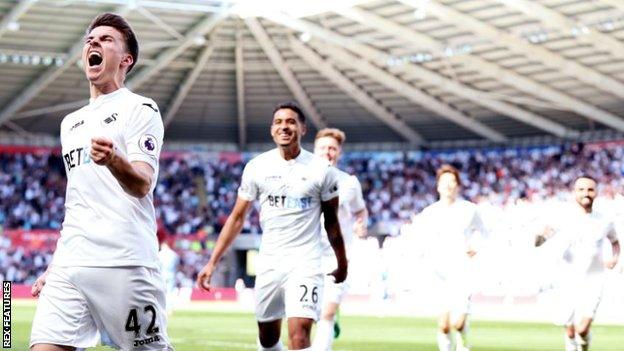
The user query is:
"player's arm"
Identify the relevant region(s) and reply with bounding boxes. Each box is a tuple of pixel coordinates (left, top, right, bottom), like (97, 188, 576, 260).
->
(353, 207, 369, 238)
(605, 225, 620, 269)
(197, 197, 253, 291)
(321, 197, 348, 284)
(535, 226, 555, 247)
(91, 137, 153, 198)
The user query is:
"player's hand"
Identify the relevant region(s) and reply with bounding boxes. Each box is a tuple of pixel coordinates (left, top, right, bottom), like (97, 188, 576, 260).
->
(604, 258, 618, 270)
(329, 263, 348, 284)
(196, 263, 216, 292)
(31, 270, 48, 297)
(466, 249, 477, 258)
(354, 217, 368, 238)
(90, 137, 116, 166)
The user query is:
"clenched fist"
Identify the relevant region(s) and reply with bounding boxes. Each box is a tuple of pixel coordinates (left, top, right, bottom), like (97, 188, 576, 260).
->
(90, 137, 116, 166)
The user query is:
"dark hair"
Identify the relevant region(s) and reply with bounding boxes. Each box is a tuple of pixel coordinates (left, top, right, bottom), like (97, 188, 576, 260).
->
(576, 174, 597, 183)
(87, 13, 139, 73)
(272, 101, 306, 124)
(436, 164, 462, 187)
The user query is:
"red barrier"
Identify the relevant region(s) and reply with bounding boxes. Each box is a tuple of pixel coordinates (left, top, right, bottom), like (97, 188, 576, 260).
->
(5, 229, 59, 251)
(11, 284, 237, 301)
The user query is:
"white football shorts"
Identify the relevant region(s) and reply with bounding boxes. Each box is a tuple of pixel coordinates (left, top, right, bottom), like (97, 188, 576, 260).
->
(254, 265, 324, 323)
(30, 265, 173, 350)
(320, 255, 349, 305)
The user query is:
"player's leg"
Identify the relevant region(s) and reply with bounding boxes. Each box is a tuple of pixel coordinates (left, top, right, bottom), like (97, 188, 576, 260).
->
(452, 313, 470, 351)
(313, 302, 339, 351)
(287, 317, 315, 350)
(255, 269, 286, 350)
(575, 318, 593, 351)
(30, 267, 99, 351)
(257, 319, 284, 350)
(75, 266, 173, 350)
(437, 312, 452, 351)
(285, 272, 323, 350)
(564, 325, 577, 351)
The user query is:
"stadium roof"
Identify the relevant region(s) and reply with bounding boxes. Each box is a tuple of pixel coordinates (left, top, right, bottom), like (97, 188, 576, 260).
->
(1, 0, 624, 149)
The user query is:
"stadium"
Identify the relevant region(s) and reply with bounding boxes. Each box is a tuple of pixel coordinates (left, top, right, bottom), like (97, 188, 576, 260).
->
(1, 0, 624, 350)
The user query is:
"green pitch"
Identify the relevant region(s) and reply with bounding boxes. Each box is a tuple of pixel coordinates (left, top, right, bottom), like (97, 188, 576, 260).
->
(9, 304, 624, 350)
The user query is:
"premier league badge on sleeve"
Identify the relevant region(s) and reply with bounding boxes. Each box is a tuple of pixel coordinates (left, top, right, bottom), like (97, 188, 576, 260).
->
(139, 134, 158, 156)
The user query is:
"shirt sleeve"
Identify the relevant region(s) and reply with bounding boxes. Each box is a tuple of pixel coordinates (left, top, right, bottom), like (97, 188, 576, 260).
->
(238, 161, 258, 201)
(321, 165, 340, 202)
(348, 176, 366, 213)
(124, 101, 164, 173)
(606, 221, 619, 243)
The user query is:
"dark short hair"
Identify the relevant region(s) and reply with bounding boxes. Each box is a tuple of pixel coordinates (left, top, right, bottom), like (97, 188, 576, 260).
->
(87, 13, 139, 73)
(272, 101, 306, 124)
(436, 164, 462, 187)
(576, 174, 597, 183)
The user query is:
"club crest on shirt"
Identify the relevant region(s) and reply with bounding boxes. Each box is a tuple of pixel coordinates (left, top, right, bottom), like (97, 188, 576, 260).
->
(139, 134, 158, 156)
(101, 113, 118, 126)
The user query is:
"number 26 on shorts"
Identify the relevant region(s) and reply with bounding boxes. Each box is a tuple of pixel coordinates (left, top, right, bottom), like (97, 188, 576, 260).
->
(299, 284, 319, 303)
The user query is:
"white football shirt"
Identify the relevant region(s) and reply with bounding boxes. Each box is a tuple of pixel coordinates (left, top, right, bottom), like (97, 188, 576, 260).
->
(53, 88, 164, 268)
(238, 148, 340, 270)
(549, 205, 618, 276)
(419, 199, 486, 272)
(320, 170, 366, 259)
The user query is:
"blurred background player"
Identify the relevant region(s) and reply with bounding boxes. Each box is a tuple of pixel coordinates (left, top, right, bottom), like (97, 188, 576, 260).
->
(196, 102, 348, 351)
(29, 13, 172, 350)
(535, 176, 620, 351)
(312, 128, 368, 351)
(158, 220, 180, 316)
(417, 165, 487, 351)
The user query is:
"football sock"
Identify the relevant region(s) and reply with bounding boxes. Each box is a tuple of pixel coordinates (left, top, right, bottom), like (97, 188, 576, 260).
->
(312, 319, 334, 351)
(564, 333, 577, 351)
(575, 332, 591, 351)
(257, 338, 284, 351)
(437, 331, 452, 351)
(455, 324, 470, 351)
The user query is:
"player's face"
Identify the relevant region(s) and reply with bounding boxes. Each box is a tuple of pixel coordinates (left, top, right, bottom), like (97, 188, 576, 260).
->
(437, 172, 459, 200)
(82, 26, 133, 85)
(270, 108, 306, 147)
(574, 177, 597, 210)
(314, 136, 341, 166)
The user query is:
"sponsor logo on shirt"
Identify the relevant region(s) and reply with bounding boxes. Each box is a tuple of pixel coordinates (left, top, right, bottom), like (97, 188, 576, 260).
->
(63, 146, 91, 172)
(265, 175, 282, 181)
(139, 134, 158, 156)
(267, 195, 313, 209)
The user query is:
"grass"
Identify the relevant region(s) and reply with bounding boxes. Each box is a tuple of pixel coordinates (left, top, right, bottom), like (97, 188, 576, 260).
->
(9, 303, 624, 350)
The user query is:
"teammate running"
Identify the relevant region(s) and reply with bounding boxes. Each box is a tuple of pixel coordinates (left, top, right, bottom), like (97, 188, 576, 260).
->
(312, 128, 368, 351)
(196, 102, 348, 351)
(535, 175, 620, 351)
(417, 165, 486, 351)
(29, 13, 172, 350)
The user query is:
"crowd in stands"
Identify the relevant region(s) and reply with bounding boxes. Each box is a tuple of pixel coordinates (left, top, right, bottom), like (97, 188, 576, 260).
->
(1, 142, 624, 285)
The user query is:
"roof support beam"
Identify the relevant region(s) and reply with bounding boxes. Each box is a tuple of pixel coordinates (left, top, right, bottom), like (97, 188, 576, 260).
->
(400, 0, 624, 100)
(163, 43, 215, 128)
(602, 0, 624, 13)
(0, 5, 131, 126)
(235, 30, 247, 149)
(290, 38, 425, 144)
(262, 14, 577, 138)
(337, 7, 624, 132)
(245, 17, 325, 130)
(307, 39, 506, 143)
(497, 0, 624, 59)
(0, 0, 36, 39)
(127, 10, 228, 90)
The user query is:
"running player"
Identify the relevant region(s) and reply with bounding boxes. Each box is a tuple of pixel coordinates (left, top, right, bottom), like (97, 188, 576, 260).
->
(196, 102, 348, 351)
(29, 13, 173, 350)
(417, 165, 486, 351)
(535, 175, 619, 351)
(312, 128, 368, 351)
